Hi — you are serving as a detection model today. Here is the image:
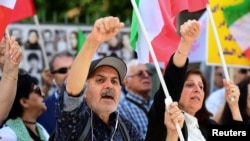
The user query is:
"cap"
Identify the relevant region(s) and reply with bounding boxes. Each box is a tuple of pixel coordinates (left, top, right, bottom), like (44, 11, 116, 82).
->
(88, 56, 127, 83)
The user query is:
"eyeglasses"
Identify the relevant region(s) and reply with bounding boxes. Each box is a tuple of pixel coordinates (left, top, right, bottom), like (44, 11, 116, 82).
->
(239, 69, 250, 74)
(215, 72, 223, 77)
(51, 67, 70, 74)
(32, 87, 42, 96)
(127, 70, 153, 78)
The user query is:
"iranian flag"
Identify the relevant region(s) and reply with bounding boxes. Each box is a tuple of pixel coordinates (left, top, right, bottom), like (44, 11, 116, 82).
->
(130, 0, 207, 66)
(223, 0, 250, 60)
(0, 0, 17, 38)
(10, 0, 36, 23)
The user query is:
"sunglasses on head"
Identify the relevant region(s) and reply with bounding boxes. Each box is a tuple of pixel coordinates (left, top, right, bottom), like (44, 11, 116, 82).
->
(32, 87, 42, 96)
(51, 67, 69, 74)
(128, 70, 153, 78)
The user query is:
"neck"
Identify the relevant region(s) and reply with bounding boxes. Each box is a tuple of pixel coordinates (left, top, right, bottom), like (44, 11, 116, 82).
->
(23, 120, 36, 124)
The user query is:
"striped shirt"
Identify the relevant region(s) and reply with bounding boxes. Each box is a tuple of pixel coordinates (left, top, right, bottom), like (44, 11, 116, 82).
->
(118, 93, 153, 139)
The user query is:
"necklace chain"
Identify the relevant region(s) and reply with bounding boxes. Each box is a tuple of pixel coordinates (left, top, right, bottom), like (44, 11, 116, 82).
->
(23, 120, 36, 124)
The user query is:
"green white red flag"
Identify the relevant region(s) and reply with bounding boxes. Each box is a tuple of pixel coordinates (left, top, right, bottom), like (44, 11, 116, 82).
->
(130, 0, 207, 67)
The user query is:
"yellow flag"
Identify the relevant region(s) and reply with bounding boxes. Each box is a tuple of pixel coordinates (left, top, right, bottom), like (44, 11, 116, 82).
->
(207, 0, 250, 67)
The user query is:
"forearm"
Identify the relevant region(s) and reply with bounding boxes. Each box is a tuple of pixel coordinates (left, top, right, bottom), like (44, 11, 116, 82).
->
(165, 131, 179, 141)
(0, 66, 18, 123)
(230, 106, 243, 121)
(42, 84, 51, 96)
(173, 39, 192, 67)
(66, 35, 101, 95)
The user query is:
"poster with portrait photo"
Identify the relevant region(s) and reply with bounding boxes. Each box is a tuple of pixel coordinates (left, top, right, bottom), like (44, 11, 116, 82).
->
(54, 30, 68, 52)
(9, 28, 23, 46)
(22, 50, 44, 87)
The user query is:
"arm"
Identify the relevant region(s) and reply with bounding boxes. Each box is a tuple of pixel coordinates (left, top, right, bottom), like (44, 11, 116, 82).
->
(165, 102, 184, 141)
(223, 79, 242, 121)
(166, 20, 201, 101)
(211, 100, 226, 124)
(0, 37, 23, 124)
(41, 68, 53, 96)
(66, 16, 124, 95)
(173, 20, 201, 67)
(146, 20, 201, 141)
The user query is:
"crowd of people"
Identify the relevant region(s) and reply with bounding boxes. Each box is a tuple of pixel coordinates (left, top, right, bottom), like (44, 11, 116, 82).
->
(0, 15, 248, 141)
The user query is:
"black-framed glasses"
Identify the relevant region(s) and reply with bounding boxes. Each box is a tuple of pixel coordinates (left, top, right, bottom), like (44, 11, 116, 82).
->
(239, 69, 250, 74)
(215, 72, 223, 77)
(51, 67, 69, 74)
(127, 70, 153, 78)
(32, 87, 42, 96)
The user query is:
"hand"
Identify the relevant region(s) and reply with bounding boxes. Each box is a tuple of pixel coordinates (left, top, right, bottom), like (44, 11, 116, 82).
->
(42, 68, 53, 86)
(0, 37, 6, 66)
(165, 102, 184, 132)
(88, 16, 124, 43)
(224, 79, 240, 107)
(1, 36, 23, 72)
(180, 20, 201, 44)
(5, 37, 23, 66)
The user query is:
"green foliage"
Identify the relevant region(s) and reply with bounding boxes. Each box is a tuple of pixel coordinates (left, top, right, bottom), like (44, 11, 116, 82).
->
(31, 0, 132, 25)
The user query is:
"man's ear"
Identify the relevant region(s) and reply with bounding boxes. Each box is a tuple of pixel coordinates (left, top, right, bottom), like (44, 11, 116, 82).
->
(122, 78, 128, 86)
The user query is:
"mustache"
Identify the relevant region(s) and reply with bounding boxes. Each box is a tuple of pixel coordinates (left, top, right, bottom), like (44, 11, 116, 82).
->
(101, 89, 115, 97)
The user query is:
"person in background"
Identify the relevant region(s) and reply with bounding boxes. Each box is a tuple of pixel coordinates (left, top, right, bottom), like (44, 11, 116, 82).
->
(206, 67, 250, 117)
(213, 66, 224, 92)
(219, 78, 250, 124)
(53, 16, 144, 140)
(37, 51, 75, 135)
(0, 72, 49, 140)
(118, 59, 153, 139)
(0, 36, 23, 125)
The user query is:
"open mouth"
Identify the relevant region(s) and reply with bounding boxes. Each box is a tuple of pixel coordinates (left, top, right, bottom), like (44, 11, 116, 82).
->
(101, 89, 115, 100)
(191, 96, 200, 101)
(102, 95, 114, 100)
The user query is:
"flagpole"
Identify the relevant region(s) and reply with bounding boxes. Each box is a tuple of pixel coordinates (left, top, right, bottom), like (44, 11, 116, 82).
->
(130, 0, 185, 141)
(206, 4, 234, 101)
(33, 14, 49, 68)
(5, 28, 11, 39)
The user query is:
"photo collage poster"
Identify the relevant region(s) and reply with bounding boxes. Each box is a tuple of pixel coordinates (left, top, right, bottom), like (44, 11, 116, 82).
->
(8, 24, 135, 87)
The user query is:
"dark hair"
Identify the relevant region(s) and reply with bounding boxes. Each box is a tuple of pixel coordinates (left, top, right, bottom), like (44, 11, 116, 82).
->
(220, 78, 250, 124)
(184, 68, 213, 123)
(28, 29, 39, 39)
(7, 72, 38, 119)
(49, 51, 74, 73)
(27, 53, 39, 61)
(238, 69, 250, 74)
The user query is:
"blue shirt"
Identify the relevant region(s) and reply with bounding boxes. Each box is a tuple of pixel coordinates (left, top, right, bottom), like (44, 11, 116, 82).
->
(54, 83, 143, 141)
(118, 93, 153, 139)
(37, 90, 58, 135)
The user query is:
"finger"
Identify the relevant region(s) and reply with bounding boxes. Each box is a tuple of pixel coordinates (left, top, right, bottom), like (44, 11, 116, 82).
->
(5, 36, 11, 51)
(173, 114, 184, 124)
(104, 16, 114, 31)
(96, 18, 105, 34)
(10, 47, 22, 61)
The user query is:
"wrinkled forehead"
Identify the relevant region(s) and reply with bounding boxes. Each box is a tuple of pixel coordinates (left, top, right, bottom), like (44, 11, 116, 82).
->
(89, 66, 120, 79)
